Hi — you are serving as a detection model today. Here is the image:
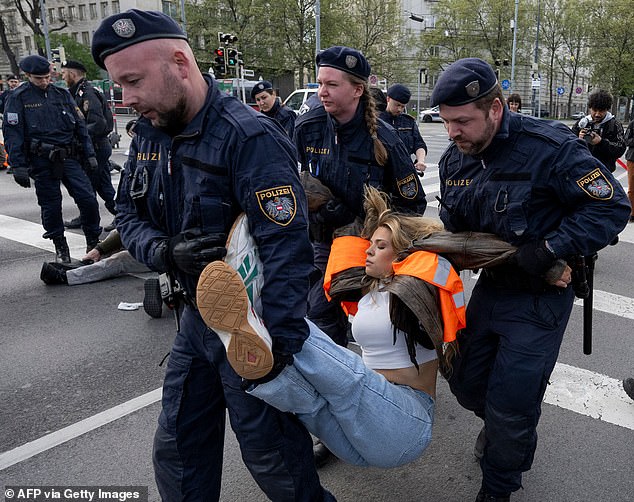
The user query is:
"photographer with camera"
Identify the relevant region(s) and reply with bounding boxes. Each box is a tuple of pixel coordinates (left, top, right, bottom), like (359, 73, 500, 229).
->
(572, 89, 626, 173)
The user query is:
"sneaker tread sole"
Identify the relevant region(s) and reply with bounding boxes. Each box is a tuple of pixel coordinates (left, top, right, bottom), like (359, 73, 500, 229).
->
(197, 261, 273, 380)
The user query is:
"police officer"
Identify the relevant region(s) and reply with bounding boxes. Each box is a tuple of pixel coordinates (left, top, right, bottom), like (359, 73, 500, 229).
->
(432, 58, 630, 501)
(0, 74, 21, 112)
(294, 45, 427, 466)
(1, 75, 21, 174)
(379, 83, 428, 175)
(61, 60, 117, 231)
(251, 80, 296, 137)
(91, 10, 335, 501)
(3, 55, 101, 263)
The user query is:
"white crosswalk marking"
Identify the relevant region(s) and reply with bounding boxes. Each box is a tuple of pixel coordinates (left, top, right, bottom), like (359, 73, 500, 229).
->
(544, 363, 634, 430)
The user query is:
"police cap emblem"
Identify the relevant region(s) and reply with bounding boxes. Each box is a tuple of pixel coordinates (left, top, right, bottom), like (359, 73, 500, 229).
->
(576, 168, 613, 200)
(112, 18, 136, 38)
(345, 55, 358, 70)
(256, 185, 297, 226)
(465, 80, 480, 98)
(397, 174, 419, 199)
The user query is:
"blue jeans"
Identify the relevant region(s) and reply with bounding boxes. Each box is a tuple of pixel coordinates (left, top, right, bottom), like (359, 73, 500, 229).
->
(153, 306, 333, 502)
(248, 320, 435, 468)
(448, 280, 574, 496)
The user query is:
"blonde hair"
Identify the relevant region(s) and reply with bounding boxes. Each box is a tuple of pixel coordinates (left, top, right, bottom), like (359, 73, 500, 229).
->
(362, 186, 444, 254)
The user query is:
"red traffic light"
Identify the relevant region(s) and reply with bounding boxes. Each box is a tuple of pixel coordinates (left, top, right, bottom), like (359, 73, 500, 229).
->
(215, 48, 225, 57)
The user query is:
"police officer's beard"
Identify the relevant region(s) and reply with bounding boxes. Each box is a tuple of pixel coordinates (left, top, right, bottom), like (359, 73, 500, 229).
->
(153, 95, 189, 136)
(454, 116, 497, 156)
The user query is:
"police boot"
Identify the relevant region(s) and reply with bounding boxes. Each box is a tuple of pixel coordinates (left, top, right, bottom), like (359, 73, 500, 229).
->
(63, 216, 82, 229)
(475, 488, 510, 502)
(53, 236, 71, 264)
(624, 378, 634, 400)
(86, 235, 100, 253)
(40, 262, 69, 285)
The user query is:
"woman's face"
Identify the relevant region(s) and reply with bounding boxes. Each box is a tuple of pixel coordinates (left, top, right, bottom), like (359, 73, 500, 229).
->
(365, 226, 396, 279)
(508, 100, 520, 112)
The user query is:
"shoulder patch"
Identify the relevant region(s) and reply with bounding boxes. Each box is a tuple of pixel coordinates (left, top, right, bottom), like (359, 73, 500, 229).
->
(576, 168, 613, 200)
(256, 185, 297, 226)
(397, 173, 419, 199)
(5, 112, 18, 125)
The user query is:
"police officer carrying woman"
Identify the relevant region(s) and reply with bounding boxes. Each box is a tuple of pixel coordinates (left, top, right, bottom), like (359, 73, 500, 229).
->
(3, 55, 101, 263)
(294, 45, 427, 465)
(92, 9, 334, 501)
(432, 58, 630, 501)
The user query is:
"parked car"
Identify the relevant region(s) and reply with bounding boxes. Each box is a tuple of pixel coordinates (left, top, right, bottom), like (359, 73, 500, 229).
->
(571, 111, 585, 119)
(418, 106, 442, 123)
(283, 86, 318, 115)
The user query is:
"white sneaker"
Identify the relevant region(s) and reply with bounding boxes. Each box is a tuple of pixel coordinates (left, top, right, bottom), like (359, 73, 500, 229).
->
(224, 213, 264, 316)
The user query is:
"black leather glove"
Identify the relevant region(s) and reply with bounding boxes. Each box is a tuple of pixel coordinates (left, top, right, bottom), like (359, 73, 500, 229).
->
(514, 240, 557, 276)
(12, 166, 30, 188)
(241, 352, 294, 389)
(87, 157, 98, 171)
(167, 229, 227, 276)
(315, 199, 356, 228)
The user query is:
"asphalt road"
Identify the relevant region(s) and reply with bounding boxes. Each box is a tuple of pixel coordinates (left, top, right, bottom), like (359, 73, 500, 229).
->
(1, 118, 633, 502)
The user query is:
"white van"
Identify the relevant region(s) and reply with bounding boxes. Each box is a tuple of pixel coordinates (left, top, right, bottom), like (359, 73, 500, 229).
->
(283, 86, 318, 115)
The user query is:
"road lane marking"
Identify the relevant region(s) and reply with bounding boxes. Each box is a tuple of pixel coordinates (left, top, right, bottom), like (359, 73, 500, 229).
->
(0, 214, 89, 259)
(0, 388, 162, 471)
(544, 363, 634, 430)
(574, 290, 634, 320)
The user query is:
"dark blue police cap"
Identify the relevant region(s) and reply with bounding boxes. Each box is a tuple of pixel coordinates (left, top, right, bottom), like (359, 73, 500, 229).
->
(92, 9, 187, 69)
(387, 84, 411, 104)
(61, 60, 87, 72)
(251, 80, 273, 99)
(316, 46, 370, 81)
(19, 55, 51, 76)
(430, 58, 498, 107)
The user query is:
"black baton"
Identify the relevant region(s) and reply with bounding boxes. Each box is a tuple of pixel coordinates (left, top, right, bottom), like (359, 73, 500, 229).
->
(583, 254, 597, 355)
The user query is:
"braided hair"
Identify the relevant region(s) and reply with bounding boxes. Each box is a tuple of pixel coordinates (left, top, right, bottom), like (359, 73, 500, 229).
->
(346, 74, 388, 167)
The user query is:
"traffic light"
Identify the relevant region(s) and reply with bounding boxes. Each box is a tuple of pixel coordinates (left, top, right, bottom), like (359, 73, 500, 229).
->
(218, 32, 238, 45)
(227, 48, 242, 67)
(51, 46, 66, 72)
(213, 47, 227, 77)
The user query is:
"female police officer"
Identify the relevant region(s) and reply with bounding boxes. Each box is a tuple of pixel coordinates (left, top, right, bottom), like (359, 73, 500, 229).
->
(293, 45, 427, 466)
(91, 9, 334, 502)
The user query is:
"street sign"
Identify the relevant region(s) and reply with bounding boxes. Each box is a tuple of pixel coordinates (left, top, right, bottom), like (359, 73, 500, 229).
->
(242, 69, 254, 77)
(531, 78, 541, 89)
(557, 86, 565, 95)
(501, 79, 510, 90)
(369, 74, 378, 86)
(576, 87, 583, 94)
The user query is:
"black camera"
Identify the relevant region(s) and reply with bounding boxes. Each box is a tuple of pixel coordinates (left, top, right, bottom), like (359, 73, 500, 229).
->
(581, 126, 598, 144)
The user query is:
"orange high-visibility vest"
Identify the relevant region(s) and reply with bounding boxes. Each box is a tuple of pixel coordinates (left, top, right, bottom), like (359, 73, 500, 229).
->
(323, 236, 369, 315)
(392, 251, 466, 343)
(324, 236, 466, 341)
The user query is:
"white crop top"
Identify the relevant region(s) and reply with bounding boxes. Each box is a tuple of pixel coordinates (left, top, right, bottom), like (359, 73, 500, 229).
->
(351, 290, 437, 370)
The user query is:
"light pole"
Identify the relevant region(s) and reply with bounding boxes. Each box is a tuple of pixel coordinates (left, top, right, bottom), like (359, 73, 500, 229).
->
(39, 0, 51, 59)
(532, 0, 542, 117)
(510, 0, 519, 92)
(315, 0, 321, 78)
(180, 0, 187, 37)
